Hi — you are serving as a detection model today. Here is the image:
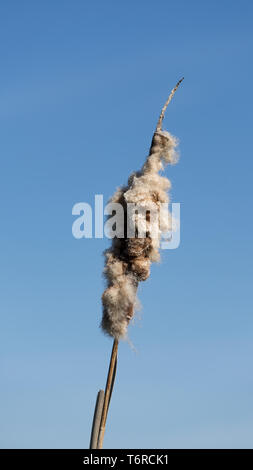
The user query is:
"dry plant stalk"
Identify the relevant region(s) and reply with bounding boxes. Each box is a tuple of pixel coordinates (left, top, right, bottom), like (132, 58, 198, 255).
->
(89, 339, 118, 449)
(90, 79, 183, 450)
(101, 78, 183, 340)
(97, 339, 118, 449)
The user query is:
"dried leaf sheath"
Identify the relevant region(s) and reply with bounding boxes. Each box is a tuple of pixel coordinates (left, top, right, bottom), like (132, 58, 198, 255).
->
(101, 79, 183, 340)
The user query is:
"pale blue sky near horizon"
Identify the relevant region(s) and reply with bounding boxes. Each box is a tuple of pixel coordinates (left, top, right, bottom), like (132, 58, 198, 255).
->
(0, 0, 252, 449)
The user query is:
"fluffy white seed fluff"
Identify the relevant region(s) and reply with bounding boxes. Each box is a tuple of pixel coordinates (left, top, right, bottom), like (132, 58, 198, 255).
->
(101, 79, 183, 339)
(101, 130, 179, 339)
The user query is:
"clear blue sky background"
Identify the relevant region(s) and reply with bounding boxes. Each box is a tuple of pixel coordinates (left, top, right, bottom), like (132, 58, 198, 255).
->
(0, 0, 252, 449)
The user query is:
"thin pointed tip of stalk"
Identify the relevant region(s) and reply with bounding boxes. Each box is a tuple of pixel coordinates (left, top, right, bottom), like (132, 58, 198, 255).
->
(156, 77, 184, 132)
(171, 76, 184, 90)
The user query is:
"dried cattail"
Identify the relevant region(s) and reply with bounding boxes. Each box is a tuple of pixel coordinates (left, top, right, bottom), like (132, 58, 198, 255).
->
(91, 80, 183, 449)
(101, 79, 183, 340)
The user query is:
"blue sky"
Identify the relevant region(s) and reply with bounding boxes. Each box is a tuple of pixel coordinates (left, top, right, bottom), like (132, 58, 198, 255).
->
(0, 0, 252, 449)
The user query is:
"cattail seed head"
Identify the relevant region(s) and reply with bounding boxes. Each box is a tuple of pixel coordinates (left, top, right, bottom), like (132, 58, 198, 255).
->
(101, 80, 183, 339)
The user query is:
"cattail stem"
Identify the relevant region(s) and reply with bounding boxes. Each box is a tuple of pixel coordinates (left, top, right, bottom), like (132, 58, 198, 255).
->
(89, 390, 105, 449)
(96, 339, 118, 449)
(156, 77, 184, 131)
